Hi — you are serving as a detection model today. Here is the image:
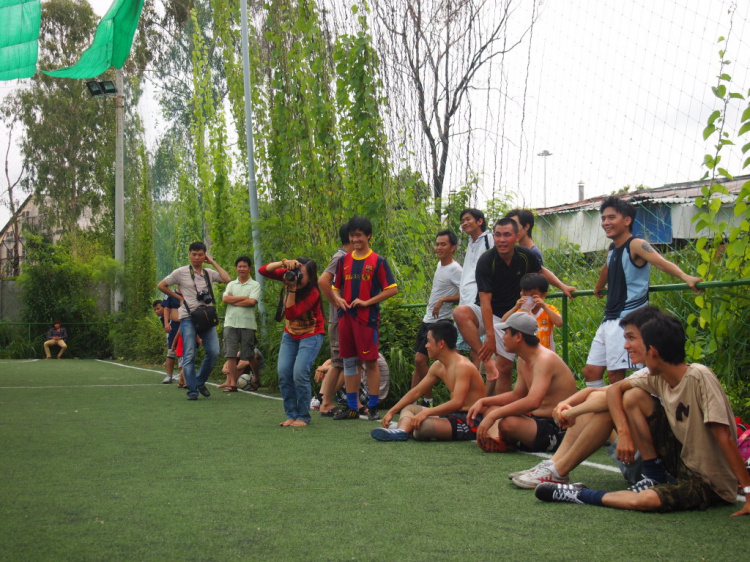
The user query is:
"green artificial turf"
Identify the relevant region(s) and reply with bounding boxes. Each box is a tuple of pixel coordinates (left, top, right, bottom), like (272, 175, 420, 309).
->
(0, 358, 746, 561)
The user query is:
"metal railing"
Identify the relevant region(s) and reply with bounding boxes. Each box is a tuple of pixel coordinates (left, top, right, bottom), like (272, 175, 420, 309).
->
(399, 279, 750, 364)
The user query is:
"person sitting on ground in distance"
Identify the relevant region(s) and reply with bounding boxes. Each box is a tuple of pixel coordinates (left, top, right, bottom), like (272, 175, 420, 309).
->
(536, 313, 750, 517)
(219, 348, 263, 390)
(467, 312, 577, 454)
(44, 320, 68, 359)
(314, 353, 390, 416)
(372, 321, 486, 442)
(411, 229, 462, 408)
(501, 273, 562, 351)
(511, 306, 662, 489)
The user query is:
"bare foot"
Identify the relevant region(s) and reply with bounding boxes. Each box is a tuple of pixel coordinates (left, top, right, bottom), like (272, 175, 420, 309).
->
(217, 382, 229, 388)
(279, 419, 293, 427)
(290, 420, 308, 427)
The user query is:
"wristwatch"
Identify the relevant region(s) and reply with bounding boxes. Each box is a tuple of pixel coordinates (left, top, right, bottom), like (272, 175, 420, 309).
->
(742, 486, 750, 496)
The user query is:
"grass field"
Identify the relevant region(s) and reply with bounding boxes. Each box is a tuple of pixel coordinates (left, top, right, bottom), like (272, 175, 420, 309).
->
(0, 359, 746, 561)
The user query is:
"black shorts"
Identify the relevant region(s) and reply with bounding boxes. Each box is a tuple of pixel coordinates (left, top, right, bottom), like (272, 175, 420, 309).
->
(518, 416, 566, 453)
(647, 398, 729, 512)
(442, 411, 482, 441)
(414, 322, 432, 356)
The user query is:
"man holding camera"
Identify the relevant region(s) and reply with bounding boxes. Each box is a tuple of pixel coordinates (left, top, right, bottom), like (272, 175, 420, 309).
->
(158, 242, 231, 400)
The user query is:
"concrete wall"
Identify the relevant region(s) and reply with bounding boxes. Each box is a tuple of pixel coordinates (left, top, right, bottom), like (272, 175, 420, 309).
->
(0, 280, 23, 321)
(0, 280, 111, 322)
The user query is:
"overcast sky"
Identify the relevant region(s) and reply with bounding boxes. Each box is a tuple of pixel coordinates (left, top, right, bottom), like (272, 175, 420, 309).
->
(2, 0, 750, 228)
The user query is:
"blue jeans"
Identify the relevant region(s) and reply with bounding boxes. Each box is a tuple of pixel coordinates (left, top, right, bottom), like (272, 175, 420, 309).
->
(180, 316, 220, 397)
(277, 332, 324, 423)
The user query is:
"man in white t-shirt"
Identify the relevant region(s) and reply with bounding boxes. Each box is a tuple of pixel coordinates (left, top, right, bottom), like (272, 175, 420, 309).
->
(455, 209, 493, 358)
(411, 230, 463, 406)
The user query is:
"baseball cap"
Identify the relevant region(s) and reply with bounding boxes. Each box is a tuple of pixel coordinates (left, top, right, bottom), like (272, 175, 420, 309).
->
(498, 312, 538, 336)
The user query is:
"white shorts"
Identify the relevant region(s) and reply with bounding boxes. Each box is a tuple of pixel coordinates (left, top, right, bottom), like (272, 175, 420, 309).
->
(585, 319, 631, 371)
(465, 304, 515, 361)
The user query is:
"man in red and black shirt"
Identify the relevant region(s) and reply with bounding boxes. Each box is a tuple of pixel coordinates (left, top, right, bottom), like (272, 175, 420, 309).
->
(332, 216, 398, 421)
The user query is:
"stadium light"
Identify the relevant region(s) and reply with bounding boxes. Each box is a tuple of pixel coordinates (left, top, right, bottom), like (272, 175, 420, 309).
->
(85, 80, 117, 97)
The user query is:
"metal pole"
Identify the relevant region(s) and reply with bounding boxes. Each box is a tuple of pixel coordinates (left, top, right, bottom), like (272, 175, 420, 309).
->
(114, 69, 125, 313)
(537, 150, 552, 208)
(240, 0, 264, 309)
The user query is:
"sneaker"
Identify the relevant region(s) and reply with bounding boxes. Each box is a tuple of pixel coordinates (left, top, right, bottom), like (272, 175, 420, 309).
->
(371, 428, 409, 441)
(367, 409, 381, 421)
(198, 385, 211, 398)
(535, 482, 587, 504)
(187, 394, 198, 401)
(162, 375, 173, 384)
(513, 462, 569, 489)
(418, 398, 434, 408)
(508, 459, 553, 481)
(333, 407, 360, 420)
(627, 476, 660, 493)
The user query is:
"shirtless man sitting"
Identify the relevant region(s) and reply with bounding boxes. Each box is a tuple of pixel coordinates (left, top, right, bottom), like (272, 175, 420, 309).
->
(468, 312, 577, 453)
(371, 321, 486, 442)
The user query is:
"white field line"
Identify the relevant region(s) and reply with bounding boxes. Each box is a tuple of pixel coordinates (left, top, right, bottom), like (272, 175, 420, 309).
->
(95, 359, 283, 401)
(521, 451, 622, 474)
(0, 359, 39, 365)
(3, 384, 160, 389)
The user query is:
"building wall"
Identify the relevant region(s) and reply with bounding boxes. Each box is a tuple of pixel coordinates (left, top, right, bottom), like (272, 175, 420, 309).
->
(0, 280, 23, 321)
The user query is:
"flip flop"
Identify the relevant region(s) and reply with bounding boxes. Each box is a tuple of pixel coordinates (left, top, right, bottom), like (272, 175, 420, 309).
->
(320, 408, 342, 417)
(248, 378, 261, 392)
(223, 387, 238, 393)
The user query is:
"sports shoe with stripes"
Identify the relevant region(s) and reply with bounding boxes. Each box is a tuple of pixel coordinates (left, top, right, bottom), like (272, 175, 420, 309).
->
(333, 407, 360, 420)
(513, 462, 569, 489)
(508, 459, 553, 481)
(535, 482, 587, 504)
(371, 428, 409, 441)
(627, 476, 660, 493)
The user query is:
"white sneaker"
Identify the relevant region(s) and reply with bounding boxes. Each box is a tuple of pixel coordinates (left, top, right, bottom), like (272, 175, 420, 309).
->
(512, 462, 569, 489)
(508, 459, 553, 481)
(161, 375, 173, 384)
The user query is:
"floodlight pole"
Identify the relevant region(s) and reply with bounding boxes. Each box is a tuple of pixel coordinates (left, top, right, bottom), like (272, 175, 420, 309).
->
(240, 0, 264, 307)
(114, 68, 125, 312)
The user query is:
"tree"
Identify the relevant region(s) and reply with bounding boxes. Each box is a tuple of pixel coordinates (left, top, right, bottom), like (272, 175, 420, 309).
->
(0, 112, 25, 278)
(5, 0, 116, 237)
(372, 0, 536, 212)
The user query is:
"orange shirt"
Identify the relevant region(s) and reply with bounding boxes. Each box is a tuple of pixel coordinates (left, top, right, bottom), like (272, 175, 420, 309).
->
(534, 304, 559, 350)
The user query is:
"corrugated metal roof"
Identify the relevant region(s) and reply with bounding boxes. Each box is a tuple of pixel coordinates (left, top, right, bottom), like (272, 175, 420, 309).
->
(537, 174, 749, 215)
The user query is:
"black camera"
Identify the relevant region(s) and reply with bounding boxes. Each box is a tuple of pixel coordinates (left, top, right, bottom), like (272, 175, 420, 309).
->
(196, 290, 213, 305)
(284, 268, 303, 283)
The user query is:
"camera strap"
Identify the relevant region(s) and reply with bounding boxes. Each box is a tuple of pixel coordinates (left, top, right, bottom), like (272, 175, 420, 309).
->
(183, 265, 214, 314)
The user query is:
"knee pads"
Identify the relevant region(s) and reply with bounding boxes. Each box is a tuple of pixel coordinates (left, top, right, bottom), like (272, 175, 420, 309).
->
(343, 356, 358, 377)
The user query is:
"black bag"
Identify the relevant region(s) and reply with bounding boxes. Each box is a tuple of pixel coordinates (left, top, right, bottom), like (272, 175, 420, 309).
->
(190, 306, 219, 331)
(184, 266, 219, 332)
